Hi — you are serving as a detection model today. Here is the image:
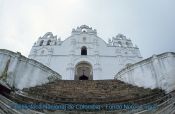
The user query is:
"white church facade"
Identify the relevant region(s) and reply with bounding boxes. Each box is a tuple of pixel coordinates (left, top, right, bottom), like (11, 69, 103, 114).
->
(29, 25, 142, 80)
(0, 25, 174, 92)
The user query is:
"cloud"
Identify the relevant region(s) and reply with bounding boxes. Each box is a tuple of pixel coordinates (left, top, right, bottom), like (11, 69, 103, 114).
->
(0, 0, 175, 57)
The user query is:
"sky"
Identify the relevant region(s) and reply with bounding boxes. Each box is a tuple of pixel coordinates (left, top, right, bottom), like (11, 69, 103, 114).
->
(0, 0, 175, 58)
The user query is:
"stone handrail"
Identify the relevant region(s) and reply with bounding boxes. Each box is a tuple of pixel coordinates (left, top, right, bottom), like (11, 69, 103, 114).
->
(0, 49, 62, 89)
(115, 52, 175, 93)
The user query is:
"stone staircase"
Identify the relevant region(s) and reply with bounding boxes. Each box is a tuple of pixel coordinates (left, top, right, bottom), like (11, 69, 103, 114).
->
(0, 80, 175, 113)
(21, 80, 164, 104)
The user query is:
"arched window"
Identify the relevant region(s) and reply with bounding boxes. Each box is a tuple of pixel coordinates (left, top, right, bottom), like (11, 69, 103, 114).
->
(118, 41, 122, 47)
(81, 46, 87, 55)
(82, 29, 87, 32)
(39, 40, 44, 46)
(47, 40, 51, 45)
(126, 42, 129, 47)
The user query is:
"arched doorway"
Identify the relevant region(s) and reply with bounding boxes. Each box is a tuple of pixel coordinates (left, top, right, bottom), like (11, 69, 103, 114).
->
(79, 75, 88, 80)
(75, 62, 93, 80)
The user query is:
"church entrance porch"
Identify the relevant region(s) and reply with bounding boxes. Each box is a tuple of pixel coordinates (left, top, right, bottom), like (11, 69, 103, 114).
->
(74, 62, 93, 80)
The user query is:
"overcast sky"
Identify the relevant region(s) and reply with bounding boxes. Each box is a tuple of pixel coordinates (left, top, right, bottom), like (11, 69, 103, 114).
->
(0, 0, 175, 58)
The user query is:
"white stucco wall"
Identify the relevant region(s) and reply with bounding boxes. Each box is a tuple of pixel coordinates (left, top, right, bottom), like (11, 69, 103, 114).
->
(115, 52, 175, 93)
(0, 49, 61, 89)
(29, 25, 142, 80)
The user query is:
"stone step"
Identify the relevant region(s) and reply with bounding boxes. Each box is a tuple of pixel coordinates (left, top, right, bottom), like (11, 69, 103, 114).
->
(22, 80, 165, 104)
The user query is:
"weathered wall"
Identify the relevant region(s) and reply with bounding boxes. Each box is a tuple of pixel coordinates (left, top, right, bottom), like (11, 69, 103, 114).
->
(0, 49, 61, 89)
(115, 52, 175, 93)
